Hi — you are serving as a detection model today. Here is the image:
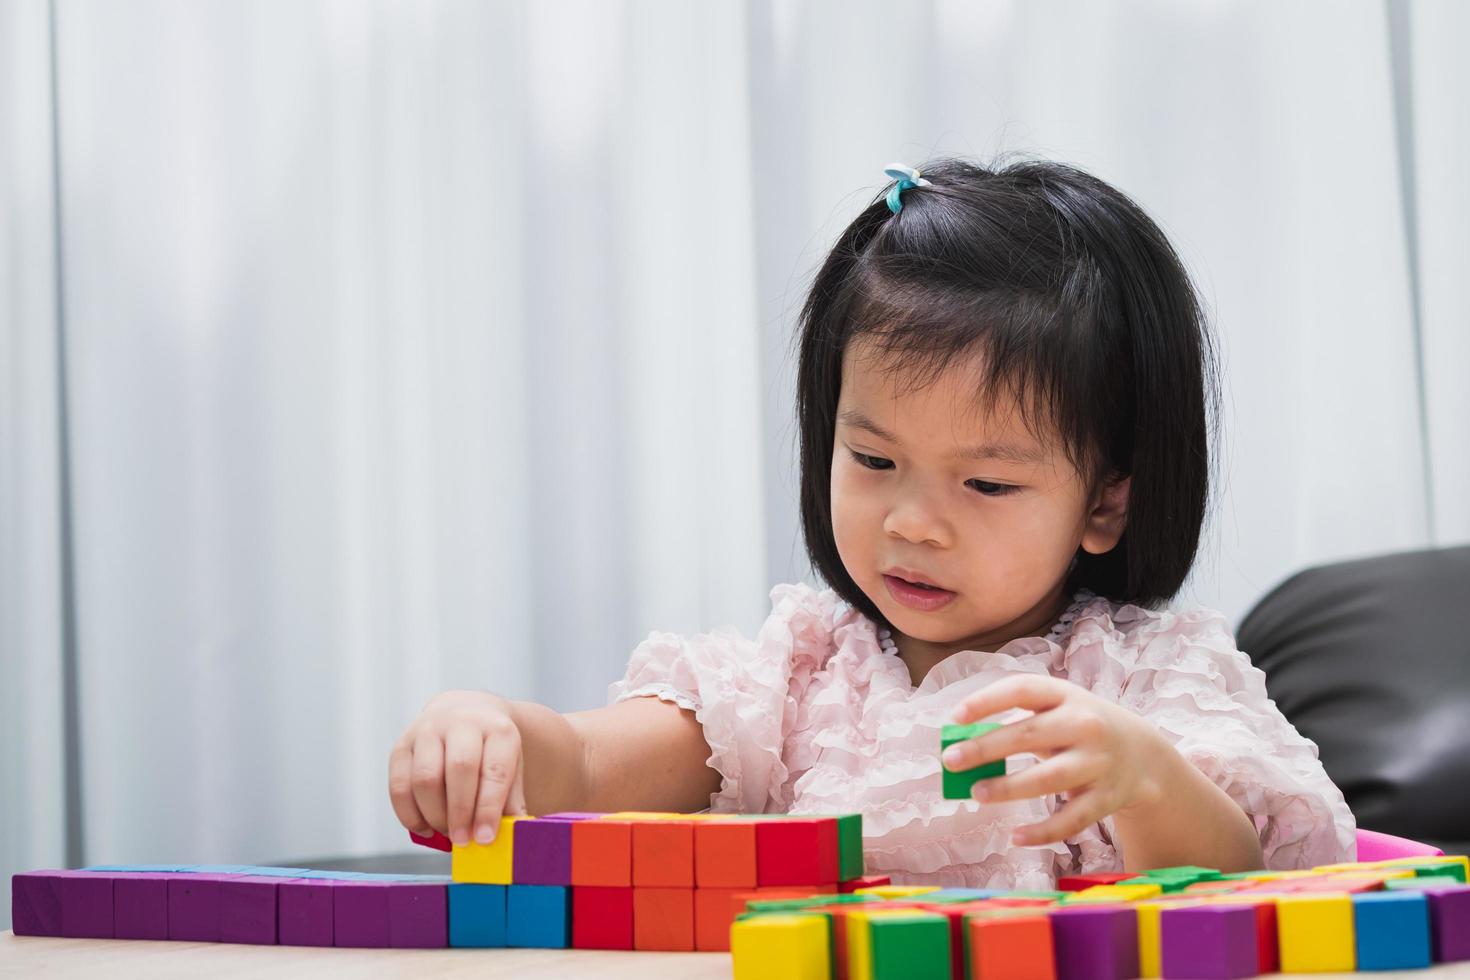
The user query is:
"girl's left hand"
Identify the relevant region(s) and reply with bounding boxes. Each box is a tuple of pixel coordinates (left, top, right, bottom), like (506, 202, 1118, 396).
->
(943, 673, 1179, 847)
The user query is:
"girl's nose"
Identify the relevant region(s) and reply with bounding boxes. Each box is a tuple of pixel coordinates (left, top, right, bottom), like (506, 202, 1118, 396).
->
(882, 493, 950, 547)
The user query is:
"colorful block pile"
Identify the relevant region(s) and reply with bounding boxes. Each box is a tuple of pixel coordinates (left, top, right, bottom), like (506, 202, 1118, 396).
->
(729, 854, 1470, 979)
(9, 810, 877, 953)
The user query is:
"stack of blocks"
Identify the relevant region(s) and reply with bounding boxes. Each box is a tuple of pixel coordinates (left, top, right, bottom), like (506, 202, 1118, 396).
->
(9, 810, 875, 955)
(728, 854, 1470, 980)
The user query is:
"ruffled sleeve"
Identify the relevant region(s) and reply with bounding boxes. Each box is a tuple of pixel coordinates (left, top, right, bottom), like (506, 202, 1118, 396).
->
(606, 583, 844, 814)
(1064, 601, 1357, 871)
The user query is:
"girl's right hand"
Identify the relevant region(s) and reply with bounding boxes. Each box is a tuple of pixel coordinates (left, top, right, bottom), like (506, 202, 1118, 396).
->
(388, 689, 529, 846)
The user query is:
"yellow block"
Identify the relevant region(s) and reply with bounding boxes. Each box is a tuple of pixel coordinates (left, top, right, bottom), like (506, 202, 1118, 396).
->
(1277, 894, 1355, 973)
(451, 816, 519, 883)
(1235, 869, 1318, 881)
(852, 884, 940, 900)
(1378, 854, 1470, 881)
(1072, 883, 1163, 902)
(731, 913, 831, 980)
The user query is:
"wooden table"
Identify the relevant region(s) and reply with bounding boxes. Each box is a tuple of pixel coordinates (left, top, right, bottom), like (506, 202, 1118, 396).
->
(6, 930, 1470, 978)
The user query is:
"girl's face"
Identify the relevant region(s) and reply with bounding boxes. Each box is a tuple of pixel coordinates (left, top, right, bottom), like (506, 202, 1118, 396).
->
(831, 337, 1129, 659)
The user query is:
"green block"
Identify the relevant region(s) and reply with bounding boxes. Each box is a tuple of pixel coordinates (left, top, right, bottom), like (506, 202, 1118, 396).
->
(1386, 873, 1463, 890)
(1409, 864, 1466, 883)
(870, 913, 950, 980)
(837, 813, 865, 881)
(940, 723, 1004, 799)
(1140, 865, 1221, 877)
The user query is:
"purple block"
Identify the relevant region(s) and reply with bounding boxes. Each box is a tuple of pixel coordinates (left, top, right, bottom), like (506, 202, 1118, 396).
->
(114, 873, 171, 940)
(1050, 905, 1139, 980)
(279, 878, 334, 947)
(1161, 904, 1259, 979)
(513, 819, 573, 885)
(333, 881, 391, 947)
(168, 873, 245, 941)
(220, 876, 295, 944)
(53, 870, 114, 939)
(1426, 884, 1470, 962)
(388, 883, 448, 948)
(10, 871, 65, 937)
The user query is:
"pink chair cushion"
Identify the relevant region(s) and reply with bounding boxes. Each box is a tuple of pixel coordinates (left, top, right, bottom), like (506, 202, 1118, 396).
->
(1356, 827, 1445, 862)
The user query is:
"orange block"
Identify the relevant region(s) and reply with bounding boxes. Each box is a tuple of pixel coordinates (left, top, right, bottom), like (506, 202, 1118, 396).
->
(695, 820, 758, 888)
(633, 886, 694, 951)
(632, 820, 694, 887)
(571, 819, 632, 887)
(967, 913, 1056, 980)
(695, 887, 741, 951)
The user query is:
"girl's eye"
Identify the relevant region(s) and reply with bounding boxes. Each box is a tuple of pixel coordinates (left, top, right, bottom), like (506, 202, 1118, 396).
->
(848, 450, 1018, 496)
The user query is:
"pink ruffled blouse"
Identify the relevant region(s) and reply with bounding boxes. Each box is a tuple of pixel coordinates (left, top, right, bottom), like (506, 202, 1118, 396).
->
(608, 583, 1356, 889)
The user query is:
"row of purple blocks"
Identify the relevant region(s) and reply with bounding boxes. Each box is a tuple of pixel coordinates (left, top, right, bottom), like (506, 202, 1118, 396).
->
(12, 867, 453, 947)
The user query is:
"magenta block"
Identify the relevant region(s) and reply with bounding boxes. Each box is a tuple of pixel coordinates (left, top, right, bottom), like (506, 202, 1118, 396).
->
(279, 879, 334, 946)
(167, 873, 245, 941)
(333, 881, 391, 947)
(1050, 905, 1139, 980)
(513, 818, 573, 885)
(1161, 904, 1259, 978)
(114, 873, 171, 940)
(219, 876, 296, 944)
(10, 871, 65, 937)
(540, 812, 604, 820)
(1426, 884, 1470, 962)
(51, 870, 114, 939)
(388, 883, 448, 948)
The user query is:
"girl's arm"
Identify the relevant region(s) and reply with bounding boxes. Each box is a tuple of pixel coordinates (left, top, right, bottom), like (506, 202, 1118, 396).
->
(389, 690, 718, 847)
(1110, 745, 1264, 874)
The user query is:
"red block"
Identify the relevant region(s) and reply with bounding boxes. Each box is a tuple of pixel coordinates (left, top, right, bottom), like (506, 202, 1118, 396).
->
(840, 874, 892, 893)
(694, 887, 741, 951)
(695, 821, 758, 888)
(755, 817, 839, 886)
(632, 821, 694, 887)
(1056, 873, 1136, 891)
(571, 886, 633, 950)
(408, 829, 452, 852)
(632, 886, 694, 951)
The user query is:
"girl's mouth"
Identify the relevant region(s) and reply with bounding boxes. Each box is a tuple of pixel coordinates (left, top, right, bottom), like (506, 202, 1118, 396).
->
(883, 574, 958, 611)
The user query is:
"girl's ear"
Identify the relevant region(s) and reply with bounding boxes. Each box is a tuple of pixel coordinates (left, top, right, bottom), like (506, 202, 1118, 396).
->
(1080, 473, 1131, 555)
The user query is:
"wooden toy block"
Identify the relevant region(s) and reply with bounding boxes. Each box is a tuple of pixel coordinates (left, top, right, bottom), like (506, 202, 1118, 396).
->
(837, 813, 865, 881)
(333, 881, 392, 947)
(687, 886, 737, 951)
(965, 912, 1056, 980)
(1424, 884, 1470, 961)
(695, 820, 758, 888)
(1276, 893, 1355, 972)
(730, 912, 831, 980)
(506, 883, 570, 948)
(1068, 883, 1162, 903)
(571, 818, 632, 887)
(446, 883, 506, 947)
(632, 885, 695, 951)
(542, 811, 605, 820)
(513, 817, 573, 885)
(168, 873, 243, 942)
(218, 876, 284, 944)
(1198, 896, 1278, 973)
(52, 870, 115, 939)
(408, 829, 452, 852)
(729, 886, 838, 925)
(848, 908, 951, 980)
(1380, 855, 1469, 882)
(10, 871, 105, 939)
(841, 873, 892, 893)
(1160, 904, 1259, 978)
(571, 885, 633, 949)
(855, 884, 941, 900)
(113, 872, 170, 940)
(756, 817, 839, 886)
(1049, 905, 1139, 980)
(941, 722, 1004, 799)
(279, 878, 335, 946)
(631, 819, 695, 887)
(451, 816, 518, 884)
(386, 882, 447, 948)
(1352, 890, 1432, 969)
(1056, 873, 1137, 892)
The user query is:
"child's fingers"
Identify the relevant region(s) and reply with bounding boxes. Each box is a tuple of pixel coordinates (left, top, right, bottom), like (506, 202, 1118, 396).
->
(387, 740, 431, 835)
(505, 758, 528, 818)
(967, 749, 1096, 806)
(410, 731, 449, 836)
(941, 708, 1068, 772)
(1010, 787, 1106, 847)
(443, 725, 485, 847)
(952, 673, 1069, 725)
(471, 720, 523, 844)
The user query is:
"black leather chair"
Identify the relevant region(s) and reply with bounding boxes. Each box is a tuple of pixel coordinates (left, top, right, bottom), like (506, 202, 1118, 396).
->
(1236, 544, 1470, 856)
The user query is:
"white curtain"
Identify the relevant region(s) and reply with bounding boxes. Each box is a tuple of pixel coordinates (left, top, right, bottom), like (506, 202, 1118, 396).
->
(2, 0, 1465, 930)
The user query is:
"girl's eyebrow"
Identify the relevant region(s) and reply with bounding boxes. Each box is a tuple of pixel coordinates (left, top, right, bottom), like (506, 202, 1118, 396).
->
(837, 408, 1046, 465)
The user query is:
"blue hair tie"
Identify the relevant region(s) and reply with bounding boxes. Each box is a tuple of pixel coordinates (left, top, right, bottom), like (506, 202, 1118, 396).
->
(884, 162, 932, 214)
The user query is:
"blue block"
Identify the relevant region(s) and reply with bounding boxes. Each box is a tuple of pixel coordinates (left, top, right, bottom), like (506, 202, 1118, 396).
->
(242, 867, 312, 877)
(448, 884, 507, 948)
(1354, 891, 1432, 970)
(506, 885, 569, 948)
(182, 864, 253, 874)
(923, 888, 1011, 902)
(83, 865, 190, 873)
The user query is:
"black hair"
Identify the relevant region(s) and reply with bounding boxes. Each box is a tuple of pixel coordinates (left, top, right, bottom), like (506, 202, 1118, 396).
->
(795, 154, 1220, 624)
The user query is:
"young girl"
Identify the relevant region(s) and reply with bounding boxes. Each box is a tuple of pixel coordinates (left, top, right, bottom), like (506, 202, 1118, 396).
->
(387, 156, 1355, 889)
